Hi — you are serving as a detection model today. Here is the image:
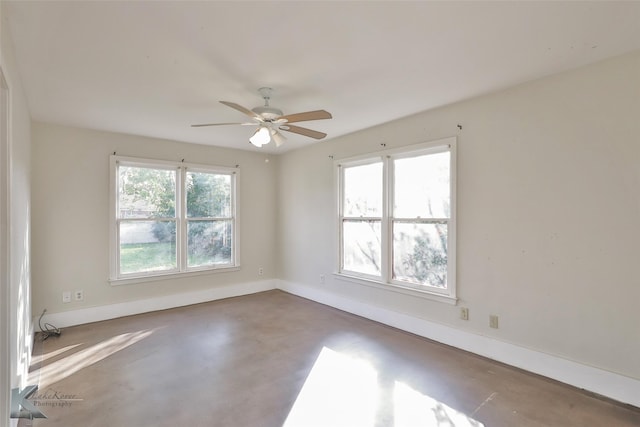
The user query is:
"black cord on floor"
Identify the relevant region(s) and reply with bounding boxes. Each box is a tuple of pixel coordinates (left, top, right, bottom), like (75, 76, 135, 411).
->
(39, 309, 61, 340)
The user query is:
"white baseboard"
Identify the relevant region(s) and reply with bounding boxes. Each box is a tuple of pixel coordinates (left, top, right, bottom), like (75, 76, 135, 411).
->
(277, 280, 640, 408)
(39, 280, 277, 329)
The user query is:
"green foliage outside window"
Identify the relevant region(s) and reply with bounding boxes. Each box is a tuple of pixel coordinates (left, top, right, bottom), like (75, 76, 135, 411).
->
(118, 165, 232, 272)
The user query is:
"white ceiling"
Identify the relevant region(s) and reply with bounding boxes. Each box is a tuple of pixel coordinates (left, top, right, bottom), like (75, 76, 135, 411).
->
(5, 1, 640, 153)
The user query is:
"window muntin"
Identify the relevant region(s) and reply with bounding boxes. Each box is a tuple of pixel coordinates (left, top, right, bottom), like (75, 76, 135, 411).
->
(111, 157, 237, 281)
(338, 139, 455, 299)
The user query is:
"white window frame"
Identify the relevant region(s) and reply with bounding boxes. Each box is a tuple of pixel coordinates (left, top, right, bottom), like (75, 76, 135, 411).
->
(336, 137, 457, 304)
(109, 155, 239, 285)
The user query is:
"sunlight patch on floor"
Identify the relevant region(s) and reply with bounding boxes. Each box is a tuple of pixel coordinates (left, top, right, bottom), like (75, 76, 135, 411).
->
(284, 347, 379, 427)
(30, 329, 155, 388)
(394, 381, 484, 427)
(31, 343, 84, 366)
(284, 346, 484, 427)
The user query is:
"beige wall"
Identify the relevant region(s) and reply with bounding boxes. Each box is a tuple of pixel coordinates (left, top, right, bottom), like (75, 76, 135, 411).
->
(278, 50, 640, 380)
(1, 2, 33, 423)
(31, 124, 278, 314)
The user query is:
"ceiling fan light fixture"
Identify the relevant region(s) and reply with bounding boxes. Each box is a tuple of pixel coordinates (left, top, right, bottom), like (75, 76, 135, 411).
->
(249, 126, 271, 147)
(271, 129, 286, 147)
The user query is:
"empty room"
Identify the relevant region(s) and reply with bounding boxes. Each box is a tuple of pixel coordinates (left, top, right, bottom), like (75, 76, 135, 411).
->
(1, 1, 640, 426)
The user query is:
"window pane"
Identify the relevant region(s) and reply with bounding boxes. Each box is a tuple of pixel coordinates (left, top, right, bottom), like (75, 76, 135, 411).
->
(343, 220, 381, 276)
(187, 220, 232, 268)
(393, 222, 447, 288)
(119, 221, 176, 274)
(186, 171, 231, 218)
(118, 166, 176, 218)
(343, 162, 383, 217)
(394, 151, 450, 218)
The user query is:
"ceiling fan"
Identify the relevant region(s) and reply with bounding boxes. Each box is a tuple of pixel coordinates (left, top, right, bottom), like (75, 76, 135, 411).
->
(192, 87, 332, 148)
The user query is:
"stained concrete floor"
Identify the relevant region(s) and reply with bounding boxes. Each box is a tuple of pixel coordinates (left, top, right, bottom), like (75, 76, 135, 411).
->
(22, 290, 640, 426)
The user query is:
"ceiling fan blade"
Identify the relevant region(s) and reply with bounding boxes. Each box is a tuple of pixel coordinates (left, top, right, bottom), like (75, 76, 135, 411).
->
(280, 124, 327, 140)
(220, 101, 262, 120)
(191, 122, 246, 127)
(279, 110, 332, 123)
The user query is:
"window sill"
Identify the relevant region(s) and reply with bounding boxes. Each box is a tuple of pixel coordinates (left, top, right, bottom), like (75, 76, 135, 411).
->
(109, 266, 240, 286)
(334, 273, 458, 305)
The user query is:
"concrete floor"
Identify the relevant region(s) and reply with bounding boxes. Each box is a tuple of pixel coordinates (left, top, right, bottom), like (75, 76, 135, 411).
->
(23, 290, 640, 426)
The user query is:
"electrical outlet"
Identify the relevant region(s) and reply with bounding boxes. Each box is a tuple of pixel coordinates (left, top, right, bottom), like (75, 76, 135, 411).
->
(74, 290, 84, 302)
(258, 267, 264, 276)
(489, 315, 499, 329)
(460, 307, 469, 321)
(62, 291, 71, 303)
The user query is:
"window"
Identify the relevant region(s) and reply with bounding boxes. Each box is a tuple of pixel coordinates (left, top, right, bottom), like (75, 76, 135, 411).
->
(110, 156, 238, 282)
(337, 138, 456, 301)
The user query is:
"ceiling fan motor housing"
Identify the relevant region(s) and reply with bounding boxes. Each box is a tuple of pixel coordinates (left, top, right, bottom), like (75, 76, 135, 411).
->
(252, 105, 283, 121)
